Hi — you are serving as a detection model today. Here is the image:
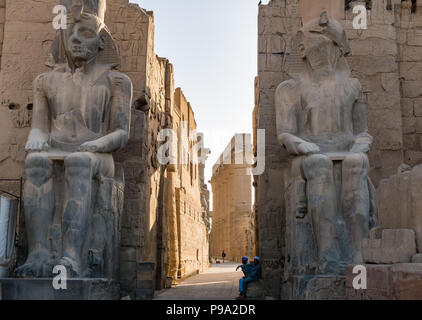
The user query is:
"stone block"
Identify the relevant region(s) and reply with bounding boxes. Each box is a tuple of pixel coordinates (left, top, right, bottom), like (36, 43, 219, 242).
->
(348, 56, 398, 76)
(350, 38, 397, 57)
(401, 62, 422, 81)
(392, 263, 422, 300)
(362, 228, 417, 264)
(405, 150, 422, 166)
(346, 264, 393, 300)
(402, 99, 415, 117)
(135, 288, 154, 300)
(415, 99, 422, 117)
(403, 134, 417, 150)
(346, 264, 422, 300)
(408, 29, 422, 46)
(246, 280, 265, 300)
(377, 164, 422, 251)
(298, 0, 344, 24)
(136, 280, 153, 290)
(412, 254, 422, 263)
(0, 278, 120, 300)
(136, 262, 155, 281)
(120, 247, 136, 262)
(402, 81, 422, 98)
(286, 275, 346, 300)
(401, 46, 422, 62)
(416, 118, 422, 134)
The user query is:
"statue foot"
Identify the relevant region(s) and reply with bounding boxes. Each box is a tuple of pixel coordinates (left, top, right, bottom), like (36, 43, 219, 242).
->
(15, 248, 52, 278)
(317, 249, 346, 275)
(58, 256, 81, 278)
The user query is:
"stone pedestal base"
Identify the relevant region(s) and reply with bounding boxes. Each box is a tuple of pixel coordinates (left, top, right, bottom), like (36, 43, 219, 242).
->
(282, 275, 346, 300)
(246, 280, 265, 300)
(346, 264, 422, 300)
(0, 278, 120, 300)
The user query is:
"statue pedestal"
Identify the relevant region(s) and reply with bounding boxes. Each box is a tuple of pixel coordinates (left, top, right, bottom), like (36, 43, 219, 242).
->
(346, 263, 422, 300)
(282, 275, 346, 300)
(0, 278, 120, 300)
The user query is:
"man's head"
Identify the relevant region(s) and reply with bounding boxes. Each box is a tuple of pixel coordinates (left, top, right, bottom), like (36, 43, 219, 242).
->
(241, 257, 248, 265)
(297, 11, 350, 75)
(67, 13, 106, 64)
(253, 256, 260, 265)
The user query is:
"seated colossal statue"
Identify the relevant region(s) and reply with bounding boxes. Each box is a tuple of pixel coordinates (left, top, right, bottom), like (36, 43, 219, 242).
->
(275, 12, 377, 275)
(16, 0, 132, 279)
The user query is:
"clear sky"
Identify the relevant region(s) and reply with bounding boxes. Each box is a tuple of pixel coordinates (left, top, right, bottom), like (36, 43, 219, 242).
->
(132, 0, 263, 195)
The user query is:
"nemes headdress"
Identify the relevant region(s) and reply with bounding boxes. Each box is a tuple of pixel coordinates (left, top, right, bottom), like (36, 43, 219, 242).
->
(51, 0, 120, 70)
(299, 11, 351, 57)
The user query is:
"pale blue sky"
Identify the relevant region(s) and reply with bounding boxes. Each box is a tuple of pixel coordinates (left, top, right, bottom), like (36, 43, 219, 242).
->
(132, 0, 263, 188)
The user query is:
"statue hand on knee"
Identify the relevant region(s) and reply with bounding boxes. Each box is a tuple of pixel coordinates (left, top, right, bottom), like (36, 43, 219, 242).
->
(297, 142, 320, 155)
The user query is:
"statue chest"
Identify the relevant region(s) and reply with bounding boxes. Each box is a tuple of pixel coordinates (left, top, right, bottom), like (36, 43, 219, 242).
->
(46, 74, 112, 134)
(299, 83, 357, 134)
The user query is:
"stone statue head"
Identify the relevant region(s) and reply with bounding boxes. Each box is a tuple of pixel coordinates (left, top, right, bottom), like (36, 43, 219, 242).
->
(297, 12, 351, 75)
(67, 6, 106, 64)
(51, 0, 120, 70)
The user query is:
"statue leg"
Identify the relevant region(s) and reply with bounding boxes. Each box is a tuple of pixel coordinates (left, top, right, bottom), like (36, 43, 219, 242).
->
(59, 152, 114, 277)
(302, 154, 339, 274)
(16, 153, 54, 277)
(59, 152, 99, 277)
(341, 153, 370, 264)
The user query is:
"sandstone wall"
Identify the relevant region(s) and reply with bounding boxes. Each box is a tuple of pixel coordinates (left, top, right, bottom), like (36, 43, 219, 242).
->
(0, 0, 5, 69)
(256, 0, 422, 298)
(210, 134, 254, 263)
(169, 88, 209, 281)
(396, 1, 422, 166)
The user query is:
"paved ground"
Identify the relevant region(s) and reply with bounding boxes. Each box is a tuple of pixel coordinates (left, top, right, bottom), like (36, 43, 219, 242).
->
(154, 262, 242, 300)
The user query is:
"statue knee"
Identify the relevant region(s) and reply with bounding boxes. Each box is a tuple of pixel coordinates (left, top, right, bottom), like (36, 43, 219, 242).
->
(302, 154, 332, 180)
(65, 152, 94, 178)
(25, 153, 53, 184)
(343, 154, 368, 177)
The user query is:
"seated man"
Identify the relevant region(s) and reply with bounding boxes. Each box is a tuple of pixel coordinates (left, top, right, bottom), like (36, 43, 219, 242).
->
(16, 2, 132, 278)
(237, 256, 262, 300)
(236, 256, 253, 278)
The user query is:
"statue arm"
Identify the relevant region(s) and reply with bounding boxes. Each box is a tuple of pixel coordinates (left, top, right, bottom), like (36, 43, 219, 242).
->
(351, 80, 373, 153)
(26, 74, 50, 152)
(275, 81, 319, 155)
(79, 73, 133, 153)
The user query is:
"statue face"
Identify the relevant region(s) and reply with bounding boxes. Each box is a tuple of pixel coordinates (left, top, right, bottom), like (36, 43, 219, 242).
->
(67, 21, 104, 63)
(299, 33, 340, 74)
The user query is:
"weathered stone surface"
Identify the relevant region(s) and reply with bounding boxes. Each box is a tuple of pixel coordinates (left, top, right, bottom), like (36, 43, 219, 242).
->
(411, 254, 422, 263)
(346, 263, 422, 300)
(0, 0, 210, 300)
(285, 275, 346, 300)
(256, 0, 422, 300)
(0, 278, 120, 300)
(377, 164, 422, 252)
(15, 1, 131, 282)
(415, 99, 422, 116)
(362, 228, 417, 264)
(346, 264, 393, 300)
(276, 13, 376, 279)
(298, 0, 344, 24)
(246, 280, 265, 300)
